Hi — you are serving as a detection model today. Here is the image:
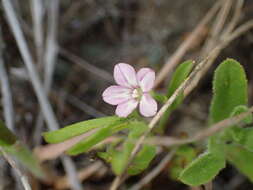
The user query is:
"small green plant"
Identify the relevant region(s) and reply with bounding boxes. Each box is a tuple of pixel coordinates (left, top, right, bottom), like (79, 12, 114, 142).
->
(43, 59, 253, 187)
(179, 59, 253, 186)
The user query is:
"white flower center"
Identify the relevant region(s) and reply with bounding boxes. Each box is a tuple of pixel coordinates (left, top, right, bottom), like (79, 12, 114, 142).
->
(132, 88, 142, 100)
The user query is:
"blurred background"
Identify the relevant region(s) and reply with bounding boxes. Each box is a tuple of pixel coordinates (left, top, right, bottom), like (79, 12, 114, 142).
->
(0, 0, 253, 189)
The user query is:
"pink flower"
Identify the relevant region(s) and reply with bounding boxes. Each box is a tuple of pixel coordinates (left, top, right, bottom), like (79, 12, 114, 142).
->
(103, 63, 158, 117)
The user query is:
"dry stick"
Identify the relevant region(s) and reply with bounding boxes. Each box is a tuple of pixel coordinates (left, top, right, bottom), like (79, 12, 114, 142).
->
(44, 0, 58, 91)
(30, 0, 44, 68)
(60, 48, 114, 83)
(184, 19, 253, 96)
(67, 94, 106, 117)
(191, 0, 243, 100)
(110, 20, 253, 190)
(154, 0, 221, 87)
(33, 0, 60, 146)
(200, 0, 233, 58)
(129, 149, 177, 190)
(0, 148, 31, 190)
(148, 106, 253, 147)
(222, 0, 244, 36)
(47, 1, 83, 189)
(2, 1, 82, 190)
(35, 103, 253, 162)
(55, 161, 105, 190)
(0, 29, 14, 132)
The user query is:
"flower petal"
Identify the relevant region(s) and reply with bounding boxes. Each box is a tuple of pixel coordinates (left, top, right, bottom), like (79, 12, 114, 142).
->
(116, 99, 138, 117)
(139, 93, 157, 117)
(137, 68, 155, 92)
(102, 85, 132, 105)
(114, 63, 138, 88)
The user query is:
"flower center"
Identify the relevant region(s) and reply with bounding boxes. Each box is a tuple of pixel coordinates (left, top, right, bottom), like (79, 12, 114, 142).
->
(132, 88, 142, 100)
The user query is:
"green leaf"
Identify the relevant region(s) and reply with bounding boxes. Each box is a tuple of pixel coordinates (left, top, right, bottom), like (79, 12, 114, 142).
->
(237, 128, 253, 151)
(111, 121, 149, 175)
(169, 145, 198, 180)
(66, 120, 129, 155)
(157, 60, 193, 133)
(179, 152, 225, 186)
(151, 91, 168, 104)
(167, 60, 194, 97)
(210, 59, 248, 124)
(43, 116, 120, 143)
(207, 59, 248, 173)
(127, 144, 156, 175)
(230, 105, 252, 124)
(227, 106, 253, 149)
(0, 120, 17, 146)
(225, 144, 253, 182)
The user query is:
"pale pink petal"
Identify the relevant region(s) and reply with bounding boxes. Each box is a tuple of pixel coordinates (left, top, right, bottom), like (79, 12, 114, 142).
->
(114, 63, 138, 88)
(102, 85, 132, 105)
(137, 68, 155, 92)
(116, 99, 138, 117)
(139, 93, 157, 117)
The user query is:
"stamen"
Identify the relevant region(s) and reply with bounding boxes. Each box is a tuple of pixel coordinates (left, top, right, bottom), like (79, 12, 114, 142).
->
(132, 89, 139, 98)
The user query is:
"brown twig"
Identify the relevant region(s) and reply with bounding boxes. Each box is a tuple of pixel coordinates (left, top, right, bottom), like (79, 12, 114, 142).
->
(200, 0, 233, 58)
(54, 161, 105, 190)
(223, 0, 244, 36)
(129, 149, 177, 190)
(146, 106, 253, 147)
(154, 0, 221, 87)
(184, 19, 253, 96)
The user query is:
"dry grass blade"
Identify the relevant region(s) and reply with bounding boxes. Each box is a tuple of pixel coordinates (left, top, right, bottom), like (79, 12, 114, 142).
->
(34, 128, 99, 162)
(2, 0, 58, 130)
(0, 28, 14, 131)
(223, 0, 244, 36)
(31, 0, 44, 68)
(200, 0, 233, 57)
(55, 161, 104, 190)
(2, 1, 83, 189)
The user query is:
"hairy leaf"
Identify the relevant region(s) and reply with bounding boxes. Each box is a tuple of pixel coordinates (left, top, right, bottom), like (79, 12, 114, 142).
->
(127, 144, 156, 175)
(210, 59, 248, 124)
(179, 152, 225, 186)
(225, 144, 253, 182)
